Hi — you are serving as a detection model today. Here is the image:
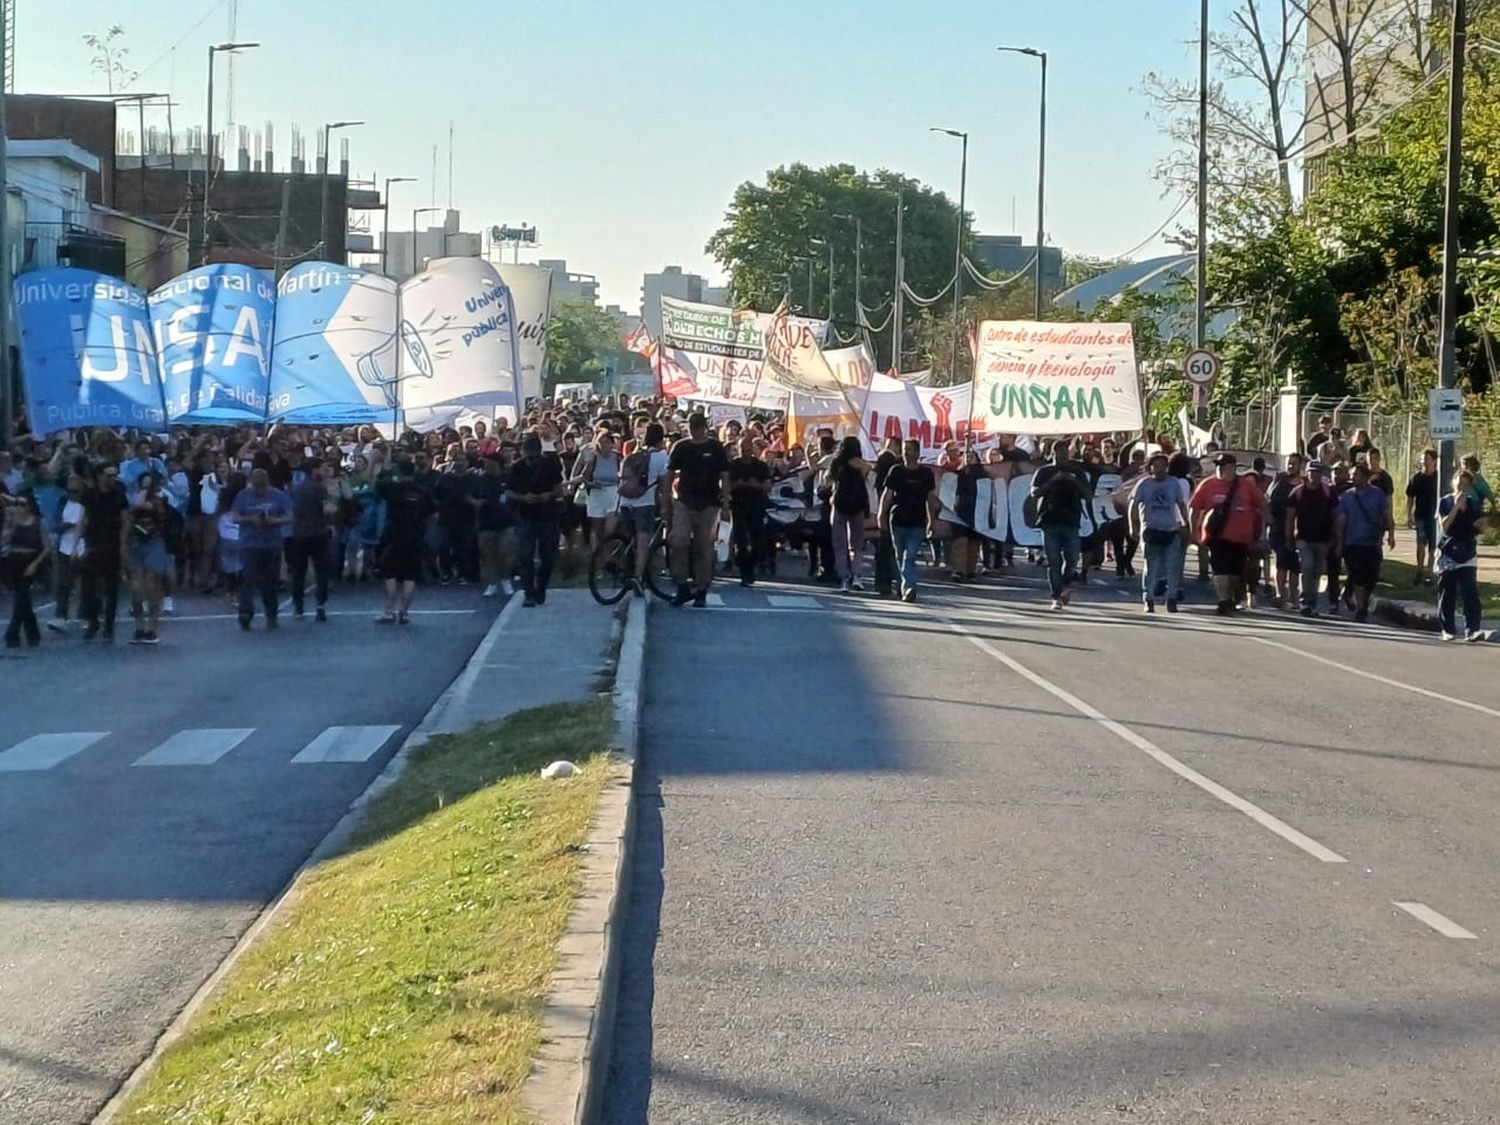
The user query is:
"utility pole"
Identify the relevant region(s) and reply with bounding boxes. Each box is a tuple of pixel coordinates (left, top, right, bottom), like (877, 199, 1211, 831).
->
(1034, 52, 1048, 320)
(1437, 0, 1468, 488)
(1195, 0, 1209, 349)
(319, 120, 363, 262)
(0, 0, 11, 446)
(931, 127, 969, 379)
(892, 190, 905, 372)
(273, 177, 292, 282)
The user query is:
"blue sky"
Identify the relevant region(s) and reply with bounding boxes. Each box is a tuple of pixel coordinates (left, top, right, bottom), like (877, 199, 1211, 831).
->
(29, 0, 1222, 310)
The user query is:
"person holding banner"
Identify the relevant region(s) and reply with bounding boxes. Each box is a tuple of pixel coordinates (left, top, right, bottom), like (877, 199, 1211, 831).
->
(878, 439, 939, 604)
(1030, 445, 1091, 611)
(826, 437, 873, 593)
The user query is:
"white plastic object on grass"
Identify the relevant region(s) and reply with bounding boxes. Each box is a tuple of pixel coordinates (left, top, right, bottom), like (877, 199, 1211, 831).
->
(541, 760, 579, 780)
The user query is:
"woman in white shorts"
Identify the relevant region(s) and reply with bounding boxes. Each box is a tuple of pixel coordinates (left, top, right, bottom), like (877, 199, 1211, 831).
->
(583, 429, 621, 542)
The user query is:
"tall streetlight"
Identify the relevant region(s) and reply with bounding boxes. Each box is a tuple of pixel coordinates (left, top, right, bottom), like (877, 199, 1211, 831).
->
(834, 212, 863, 331)
(998, 46, 1048, 319)
(1196, 0, 1209, 348)
(319, 120, 364, 262)
(1436, 0, 1469, 488)
(411, 205, 441, 278)
(931, 126, 969, 377)
(200, 41, 259, 268)
(381, 176, 416, 276)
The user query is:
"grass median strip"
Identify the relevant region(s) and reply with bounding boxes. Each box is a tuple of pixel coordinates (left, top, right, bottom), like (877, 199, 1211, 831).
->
(1378, 558, 1500, 621)
(118, 700, 613, 1125)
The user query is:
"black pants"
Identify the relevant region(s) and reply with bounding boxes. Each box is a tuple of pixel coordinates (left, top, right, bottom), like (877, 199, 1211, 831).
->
(517, 517, 560, 598)
(240, 547, 281, 620)
(1439, 567, 1482, 636)
(5, 569, 38, 646)
(731, 505, 766, 582)
(874, 528, 897, 593)
(82, 553, 122, 638)
(442, 518, 477, 581)
(286, 533, 331, 612)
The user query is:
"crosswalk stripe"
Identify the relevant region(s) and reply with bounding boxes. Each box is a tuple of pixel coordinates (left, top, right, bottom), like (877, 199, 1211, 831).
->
(0, 732, 109, 772)
(133, 728, 255, 767)
(290, 725, 402, 764)
(766, 595, 821, 609)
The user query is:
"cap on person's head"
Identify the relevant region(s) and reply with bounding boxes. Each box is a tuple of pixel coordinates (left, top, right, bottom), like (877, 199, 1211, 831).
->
(1213, 452, 1237, 466)
(522, 434, 542, 454)
(1307, 459, 1326, 473)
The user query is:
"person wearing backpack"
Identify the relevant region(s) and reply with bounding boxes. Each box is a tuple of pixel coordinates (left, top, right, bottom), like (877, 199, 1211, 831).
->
(617, 423, 668, 595)
(1189, 452, 1266, 616)
(825, 436, 872, 592)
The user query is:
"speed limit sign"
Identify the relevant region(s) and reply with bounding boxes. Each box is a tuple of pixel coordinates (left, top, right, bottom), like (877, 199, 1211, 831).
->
(1184, 348, 1220, 386)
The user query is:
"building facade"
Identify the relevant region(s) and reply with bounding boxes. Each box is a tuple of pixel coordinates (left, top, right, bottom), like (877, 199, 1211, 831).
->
(640, 264, 725, 337)
(971, 234, 1064, 296)
(380, 209, 483, 279)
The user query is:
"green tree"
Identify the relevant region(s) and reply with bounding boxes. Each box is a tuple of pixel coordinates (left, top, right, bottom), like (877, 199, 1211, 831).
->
(83, 25, 137, 93)
(544, 299, 621, 395)
(705, 163, 970, 368)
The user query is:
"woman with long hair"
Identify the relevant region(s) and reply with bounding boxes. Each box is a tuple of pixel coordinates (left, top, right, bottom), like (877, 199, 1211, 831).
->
(825, 435, 872, 592)
(3, 493, 51, 648)
(127, 472, 172, 644)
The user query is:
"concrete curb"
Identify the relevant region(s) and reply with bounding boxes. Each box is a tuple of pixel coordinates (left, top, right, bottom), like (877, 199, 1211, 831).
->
(91, 595, 524, 1125)
(522, 594, 648, 1125)
(1373, 594, 1499, 640)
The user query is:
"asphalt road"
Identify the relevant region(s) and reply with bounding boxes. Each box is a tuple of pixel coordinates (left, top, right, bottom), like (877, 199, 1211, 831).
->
(0, 583, 497, 1125)
(604, 566, 1500, 1124)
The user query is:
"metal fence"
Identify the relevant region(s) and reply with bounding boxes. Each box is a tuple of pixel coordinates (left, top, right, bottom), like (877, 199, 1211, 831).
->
(1202, 394, 1500, 478)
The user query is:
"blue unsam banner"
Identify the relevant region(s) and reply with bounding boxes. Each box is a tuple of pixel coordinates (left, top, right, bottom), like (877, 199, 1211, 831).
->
(15, 268, 166, 436)
(150, 264, 277, 425)
(15, 259, 520, 435)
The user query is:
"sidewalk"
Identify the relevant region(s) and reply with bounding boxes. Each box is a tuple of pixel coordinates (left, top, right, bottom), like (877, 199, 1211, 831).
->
(420, 589, 621, 736)
(1373, 531, 1500, 634)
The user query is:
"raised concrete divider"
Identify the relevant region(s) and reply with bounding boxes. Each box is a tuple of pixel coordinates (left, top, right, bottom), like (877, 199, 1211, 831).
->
(522, 593, 647, 1124)
(94, 591, 622, 1124)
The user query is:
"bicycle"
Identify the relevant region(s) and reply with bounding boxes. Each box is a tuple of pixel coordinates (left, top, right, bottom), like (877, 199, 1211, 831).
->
(588, 515, 674, 605)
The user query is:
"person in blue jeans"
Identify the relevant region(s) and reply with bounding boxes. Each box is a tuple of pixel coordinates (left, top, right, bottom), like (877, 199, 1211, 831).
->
(877, 439, 937, 604)
(1437, 470, 1486, 641)
(1129, 453, 1190, 613)
(1030, 444, 1090, 610)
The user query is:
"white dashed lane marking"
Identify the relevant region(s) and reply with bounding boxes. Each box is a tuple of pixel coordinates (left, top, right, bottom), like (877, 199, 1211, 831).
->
(1394, 901, 1479, 940)
(0, 732, 109, 772)
(133, 728, 255, 767)
(289, 725, 403, 764)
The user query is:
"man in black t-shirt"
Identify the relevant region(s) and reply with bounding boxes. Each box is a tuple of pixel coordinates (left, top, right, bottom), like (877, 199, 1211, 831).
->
(81, 463, 129, 642)
(376, 469, 433, 623)
(727, 439, 772, 587)
(872, 436, 902, 596)
(664, 413, 730, 607)
(878, 439, 937, 603)
(1030, 444, 1091, 608)
(1406, 447, 1439, 583)
(508, 435, 566, 607)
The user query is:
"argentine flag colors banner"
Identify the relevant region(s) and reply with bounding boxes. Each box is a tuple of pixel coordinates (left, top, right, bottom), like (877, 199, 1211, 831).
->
(16, 256, 522, 437)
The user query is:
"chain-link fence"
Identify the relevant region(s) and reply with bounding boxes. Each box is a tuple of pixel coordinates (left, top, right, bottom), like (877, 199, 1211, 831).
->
(1204, 394, 1500, 478)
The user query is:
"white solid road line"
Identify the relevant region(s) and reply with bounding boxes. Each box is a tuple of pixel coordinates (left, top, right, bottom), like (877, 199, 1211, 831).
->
(944, 618, 1349, 864)
(0, 732, 109, 772)
(290, 724, 402, 764)
(1248, 636, 1500, 723)
(1394, 901, 1479, 940)
(133, 728, 255, 767)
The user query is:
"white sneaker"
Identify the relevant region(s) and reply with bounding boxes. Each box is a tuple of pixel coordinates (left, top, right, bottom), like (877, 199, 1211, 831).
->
(162, 596, 176, 614)
(482, 583, 499, 597)
(1442, 631, 1457, 642)
(850, 578, 866, 591)
(500, 579, 515, 597)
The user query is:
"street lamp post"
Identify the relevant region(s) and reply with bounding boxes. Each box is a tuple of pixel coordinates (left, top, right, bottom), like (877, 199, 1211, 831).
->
(382, 176, 416, 276)
(998, 46, 1048, 319)
(320, 120, 364, 262)
(411, 205, 441, 278)
(1437, 0, 1469, 488)
(200, 41, 258, 268)
(1197, 0, 1209, 349)
(931, 126, 969, 377)
(893, 190, 906, 370)
(834, 213, 863, 331)
(791, 255, 813, 314)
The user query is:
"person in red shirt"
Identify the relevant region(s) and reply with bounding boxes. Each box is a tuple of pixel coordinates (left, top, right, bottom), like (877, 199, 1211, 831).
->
(1190, 452, 1267, 616)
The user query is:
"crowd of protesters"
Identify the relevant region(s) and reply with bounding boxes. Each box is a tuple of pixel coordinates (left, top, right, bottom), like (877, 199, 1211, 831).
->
(0, 400, 1491, 648)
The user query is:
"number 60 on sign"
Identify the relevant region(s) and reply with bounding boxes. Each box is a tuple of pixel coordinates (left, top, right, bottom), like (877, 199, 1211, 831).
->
(1184, 348, 1219, 386)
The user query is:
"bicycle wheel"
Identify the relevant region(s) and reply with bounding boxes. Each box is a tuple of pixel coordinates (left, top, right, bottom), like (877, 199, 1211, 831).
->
(643, 528, 675, 600)
(588, 532, 633, 606)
